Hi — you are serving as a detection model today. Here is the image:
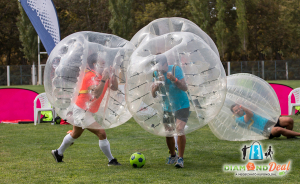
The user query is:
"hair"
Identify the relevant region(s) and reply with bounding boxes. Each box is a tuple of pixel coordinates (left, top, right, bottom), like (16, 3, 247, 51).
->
(230, 104, 238, 113)
(154, 54, 168, 66)
(87, 53, 98, 69)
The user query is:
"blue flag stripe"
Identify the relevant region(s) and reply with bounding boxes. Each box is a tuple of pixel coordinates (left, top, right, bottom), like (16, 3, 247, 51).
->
(20, 0, 60, 55)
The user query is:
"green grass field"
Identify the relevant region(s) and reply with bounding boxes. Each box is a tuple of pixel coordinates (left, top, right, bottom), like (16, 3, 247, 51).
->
(1, 81, 300, 183)
(1, 118, 300, 183)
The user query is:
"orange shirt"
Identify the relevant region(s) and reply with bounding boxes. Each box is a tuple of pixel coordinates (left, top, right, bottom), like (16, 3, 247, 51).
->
(76, 70, 109, 113)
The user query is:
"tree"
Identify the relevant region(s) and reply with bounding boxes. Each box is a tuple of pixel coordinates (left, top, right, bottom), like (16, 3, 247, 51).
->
(16, 1, 37, 64)
(188, 0, 210, 33)
(133, 0, 190, 34)
(108, 0, 133, 40)
(53, 0, 112, 39)
(236, 0, 248, 60)
(0, 0, 23, 65)
(246, 0, 281, 60)
(279, 0, 300, 59)
(213, 0, 229, 61)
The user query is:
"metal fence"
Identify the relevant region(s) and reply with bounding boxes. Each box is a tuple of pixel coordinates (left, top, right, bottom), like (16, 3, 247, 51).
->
(223, 60, 300, 80)
(1, 60, 300, 86)
(0, 65, 37, 86)
(0, 66, 7, 86)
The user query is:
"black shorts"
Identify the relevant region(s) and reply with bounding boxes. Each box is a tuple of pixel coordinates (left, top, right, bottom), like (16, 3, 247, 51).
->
(163, 108, 190, 124)
(268, 118, 285, 139)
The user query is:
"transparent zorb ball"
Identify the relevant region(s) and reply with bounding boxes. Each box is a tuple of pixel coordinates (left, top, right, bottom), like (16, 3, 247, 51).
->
(44, 31, 134, 129)
(126, 31, 226, 137)
(130, 17, 219, 57)
(208, 73, 281, 141)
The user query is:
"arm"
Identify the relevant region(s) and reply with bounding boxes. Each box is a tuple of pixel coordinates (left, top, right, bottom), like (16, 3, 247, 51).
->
(110, 68, 118, 91)
(241, 106, 253, 123)
(151, 74, 165, 98)
(166, 72, 188, 91)
(151, 82, 162, 98)
(93, 68, 110, 99)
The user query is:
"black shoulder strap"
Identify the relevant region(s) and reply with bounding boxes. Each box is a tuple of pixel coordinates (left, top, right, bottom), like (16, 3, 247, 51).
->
(172, 64, 177, 77)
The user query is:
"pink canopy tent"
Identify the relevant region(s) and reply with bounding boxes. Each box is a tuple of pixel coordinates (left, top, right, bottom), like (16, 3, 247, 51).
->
(269, 83, 295, 116)
(0, 88, 40, 123)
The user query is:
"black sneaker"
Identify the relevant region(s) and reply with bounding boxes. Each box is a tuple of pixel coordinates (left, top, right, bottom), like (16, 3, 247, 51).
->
(108, 158, 121, 166)
(51, 149, 64, 162)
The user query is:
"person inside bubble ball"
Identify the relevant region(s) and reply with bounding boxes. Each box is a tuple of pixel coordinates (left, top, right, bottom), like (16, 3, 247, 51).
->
(231, 104, 300, 139)
(51, 53, 121, 166)
(151, 54, 190, 168)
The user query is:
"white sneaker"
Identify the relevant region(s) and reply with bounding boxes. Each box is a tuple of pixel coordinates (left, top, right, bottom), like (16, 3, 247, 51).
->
(175, 157, 184, 168)
(166, 154, 178, 164)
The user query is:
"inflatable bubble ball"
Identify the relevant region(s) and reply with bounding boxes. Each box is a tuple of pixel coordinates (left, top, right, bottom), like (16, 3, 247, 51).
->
(208, 73, 281, 141)
(44, 31, 134, 129)
(126, 31, 227, 137)
(130, 17, 219, 57)
(130, 152, 146, 168)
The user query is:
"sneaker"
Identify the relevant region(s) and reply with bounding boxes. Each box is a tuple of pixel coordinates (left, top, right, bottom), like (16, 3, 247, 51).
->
(51, 149, 64, 162)
(175, 157, 184, 168)
(166, 154, 178, 164)
(108, 158, 121, 166)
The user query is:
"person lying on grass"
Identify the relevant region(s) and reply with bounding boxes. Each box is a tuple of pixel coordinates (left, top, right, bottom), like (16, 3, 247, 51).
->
(231, 104, 300, 139)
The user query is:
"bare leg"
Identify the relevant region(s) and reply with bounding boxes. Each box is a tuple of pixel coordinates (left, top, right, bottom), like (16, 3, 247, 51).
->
(271, 127, 300, 138)
(177, 135, 186, 158)
(56, 125, 83, 156)
(278, 117, 294, 130)
(176, 119, 186, 158)
(87, 122, 114, 162)
(87, 126, 107, 140)
(70, 125, 85, 139)
(166, 137, 176, 156)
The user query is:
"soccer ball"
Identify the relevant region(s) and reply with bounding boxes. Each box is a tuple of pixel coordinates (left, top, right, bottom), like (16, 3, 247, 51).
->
(130, 152, 146, 168)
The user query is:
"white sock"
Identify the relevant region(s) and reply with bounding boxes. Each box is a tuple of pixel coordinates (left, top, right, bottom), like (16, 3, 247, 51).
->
(57, 134, 76, 156)
(174, 136, 178, 150)
(99, 138, 114, 162)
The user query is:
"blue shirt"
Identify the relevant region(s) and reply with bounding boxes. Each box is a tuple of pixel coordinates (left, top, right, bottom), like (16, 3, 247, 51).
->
(154, 65, 190, 112)
(236, 112, 269, 132)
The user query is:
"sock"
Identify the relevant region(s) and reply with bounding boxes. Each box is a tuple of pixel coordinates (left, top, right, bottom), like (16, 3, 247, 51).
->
(174, 136, 178, 150)
(99, 138, 114, 162)
(57, 134, 76, 156)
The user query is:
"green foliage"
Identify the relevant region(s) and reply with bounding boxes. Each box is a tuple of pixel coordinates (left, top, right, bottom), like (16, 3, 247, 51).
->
(133, 0, 190, 32)
(279, 0, 300, 59)
(135, 2, 167, 30)
(16, 2, 37, 64)
(0, 0, 23, 65)
(54, 0, 111, 37)
(213, 0, 228, 60)
(108, 0, 133, 40)
(3, 0, 300, 65)
(188, 0, 210, 33)
(236, 0, 248, 58)
(246, 0, 282, 60)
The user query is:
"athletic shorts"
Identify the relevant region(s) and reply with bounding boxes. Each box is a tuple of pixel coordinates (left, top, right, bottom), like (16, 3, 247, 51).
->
(73, 104, 95, 128)
(268, 119, 285, 139)
(163, 107, 190, 124)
